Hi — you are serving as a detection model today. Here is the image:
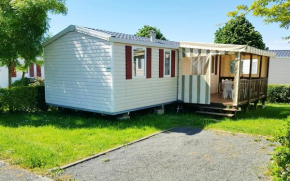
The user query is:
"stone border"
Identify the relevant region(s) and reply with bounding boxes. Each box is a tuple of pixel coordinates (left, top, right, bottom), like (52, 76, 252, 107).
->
(60, 127, 176, 169)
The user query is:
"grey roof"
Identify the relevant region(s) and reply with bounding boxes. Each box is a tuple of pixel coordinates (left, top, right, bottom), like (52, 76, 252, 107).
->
(269, 50, 290, 58)
(85, 27, 179, 47)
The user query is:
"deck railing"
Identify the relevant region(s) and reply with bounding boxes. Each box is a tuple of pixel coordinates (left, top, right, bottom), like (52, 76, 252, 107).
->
(238, 78, 268, 104)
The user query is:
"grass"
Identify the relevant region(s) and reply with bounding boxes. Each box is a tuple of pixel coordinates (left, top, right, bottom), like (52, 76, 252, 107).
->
(0, 103, 289, 174)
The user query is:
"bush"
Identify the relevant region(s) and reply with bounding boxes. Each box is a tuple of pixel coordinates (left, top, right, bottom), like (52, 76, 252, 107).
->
(271, 117, 290, 180)
(0, 86, 47, 112)
(268, 85, 290, 103)
(12, 77, 31, 87)
(29, 77, 45, 86)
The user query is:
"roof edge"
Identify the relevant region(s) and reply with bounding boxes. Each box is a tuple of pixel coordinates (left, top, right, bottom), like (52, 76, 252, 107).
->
(42, 25, 111, 47)
(109, 37, 179, 49)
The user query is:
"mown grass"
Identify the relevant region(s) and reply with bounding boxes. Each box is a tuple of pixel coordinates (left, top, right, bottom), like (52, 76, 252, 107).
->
(0, 103, 288, 174)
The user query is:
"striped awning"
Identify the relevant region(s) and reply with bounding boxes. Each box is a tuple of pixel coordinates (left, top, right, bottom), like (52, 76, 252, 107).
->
(180, 42, 276, 57)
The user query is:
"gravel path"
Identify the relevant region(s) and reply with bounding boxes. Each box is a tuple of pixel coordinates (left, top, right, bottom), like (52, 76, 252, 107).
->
(0, 161, 51, 181)
(61, 127, 275, 181)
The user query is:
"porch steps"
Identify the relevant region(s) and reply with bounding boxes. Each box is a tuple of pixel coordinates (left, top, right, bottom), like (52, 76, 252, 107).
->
(199, 106, 240, 112)
(197, 106, 239, 118)
(196, 111, 235, 118)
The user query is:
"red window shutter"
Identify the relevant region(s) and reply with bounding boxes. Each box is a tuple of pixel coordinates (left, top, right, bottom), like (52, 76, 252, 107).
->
(11, 65, 16, 77)
(159, 49, 164, 78)
(36, 65, 41, 77)
(215, 55, 218, 75)
(30, 63, 34, 77)
(171, 50, 175, 77)
(125, 45, 132, 79)
(146, 48, 152, 78)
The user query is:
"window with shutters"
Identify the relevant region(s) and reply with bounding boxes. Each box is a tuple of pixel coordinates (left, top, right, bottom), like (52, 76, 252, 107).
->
(133, 47, 146, 78)
(164, 50, 171, 77)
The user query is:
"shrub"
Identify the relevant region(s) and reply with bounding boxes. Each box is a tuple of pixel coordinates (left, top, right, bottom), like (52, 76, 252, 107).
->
(12, 77, 31, 87)
(0, 86, 47, 112)
(29, 77, 45, 86)
(271, 117, 290, 180)
(268, 85, 290, 103)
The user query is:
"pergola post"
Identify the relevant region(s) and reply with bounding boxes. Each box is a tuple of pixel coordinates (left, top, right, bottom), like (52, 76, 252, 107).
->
(247, 54, 253, 103)
(177, 47, 183, 101)
(233, 52, 241, 106)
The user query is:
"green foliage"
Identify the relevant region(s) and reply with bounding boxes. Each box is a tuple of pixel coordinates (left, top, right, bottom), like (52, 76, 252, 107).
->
(271, 118, 290, 180)
(0, 0, 67, 86)
(215, 15, 266, 49)
(29, 77, 45, 87)
(136, 25, 167, 40)
(0, 86, 47, 112)
(267, 85, 290, 103)
(12, 78, 31, 87)
(228, 0, 290, 39)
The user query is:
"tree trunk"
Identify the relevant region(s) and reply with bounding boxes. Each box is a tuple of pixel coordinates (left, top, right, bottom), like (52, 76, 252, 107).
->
(21, 71, 25, 80)
(8, 63, 12, 88)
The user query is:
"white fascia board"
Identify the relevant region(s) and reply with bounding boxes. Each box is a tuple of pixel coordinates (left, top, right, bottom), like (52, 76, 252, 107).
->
(42, 25, 111, 47)
(109, 37, 179, 49)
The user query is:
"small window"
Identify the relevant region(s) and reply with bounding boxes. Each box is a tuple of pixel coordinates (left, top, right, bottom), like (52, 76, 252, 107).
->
(133, 47, 146, 77)
(211, 56, 215, 74)
(164, 50, 171, 76)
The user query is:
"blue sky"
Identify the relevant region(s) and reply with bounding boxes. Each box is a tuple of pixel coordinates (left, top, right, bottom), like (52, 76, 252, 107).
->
(48, 0, 290, 50)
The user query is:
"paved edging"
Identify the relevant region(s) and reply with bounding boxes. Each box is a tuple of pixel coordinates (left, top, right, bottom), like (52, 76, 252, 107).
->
(60, 127, 176, 169)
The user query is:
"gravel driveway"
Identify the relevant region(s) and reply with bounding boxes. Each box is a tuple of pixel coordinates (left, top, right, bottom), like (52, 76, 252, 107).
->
(61, 127, 274, 181)
(0, 161, 51, 181)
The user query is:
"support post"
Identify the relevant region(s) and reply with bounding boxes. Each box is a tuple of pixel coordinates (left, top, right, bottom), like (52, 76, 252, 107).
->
(177, 48, 183, 101)
(247, 54, 253, 103)
(233, 52, 241, 106)
(257, 56, 263, 99)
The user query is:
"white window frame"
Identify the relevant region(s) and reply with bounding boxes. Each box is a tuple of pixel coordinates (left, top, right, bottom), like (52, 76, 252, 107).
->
(164, 49, 171, 77)
(132, 46, 146, 78)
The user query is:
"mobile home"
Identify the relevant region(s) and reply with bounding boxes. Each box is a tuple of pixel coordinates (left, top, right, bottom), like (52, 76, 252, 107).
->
(43, 25, 179, 115)
(0, 59, 44, 88)
(43, 25, 275, 116)
(268, 50, 290, 85)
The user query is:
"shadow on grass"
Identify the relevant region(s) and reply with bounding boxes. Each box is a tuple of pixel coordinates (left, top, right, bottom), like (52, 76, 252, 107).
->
(0, 103, 288, 133)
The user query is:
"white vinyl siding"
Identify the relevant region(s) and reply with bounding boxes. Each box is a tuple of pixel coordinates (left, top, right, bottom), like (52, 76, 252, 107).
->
(44, 32, 113, 113)
(113, 43, 178, 113)
(269, 58, 290, 84)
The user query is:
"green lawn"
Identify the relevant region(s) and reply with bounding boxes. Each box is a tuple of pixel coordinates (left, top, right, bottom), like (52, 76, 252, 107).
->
(0, 103, 288, 174)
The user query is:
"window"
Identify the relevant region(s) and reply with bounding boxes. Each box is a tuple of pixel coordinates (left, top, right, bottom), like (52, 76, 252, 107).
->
(211, 56, 215, 74)
(164, 50, 171, 76)
(242, 59, 258, 74)
(133, 47, 146, 77)
(230, 60, 235, 74)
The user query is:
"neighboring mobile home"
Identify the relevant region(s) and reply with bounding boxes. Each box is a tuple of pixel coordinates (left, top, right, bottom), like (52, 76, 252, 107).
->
(0, 60, 44, 88)
(268, 50, 290, 85)
(43, 25, 275, 116)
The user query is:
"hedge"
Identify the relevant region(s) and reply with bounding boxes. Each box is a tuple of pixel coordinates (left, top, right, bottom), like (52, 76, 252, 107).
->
(271, 118, 290, 180)
(0, 86, 47, 112)
(267, 85, 290, 103)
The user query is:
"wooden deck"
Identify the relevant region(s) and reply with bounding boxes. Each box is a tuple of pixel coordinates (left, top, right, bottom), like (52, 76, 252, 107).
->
(210, 93, 234, 106)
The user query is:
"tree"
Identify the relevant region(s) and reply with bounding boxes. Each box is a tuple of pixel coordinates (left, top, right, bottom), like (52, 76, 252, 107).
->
(136, 25, 167, 40)
(214, 15, 266, 49)
(0, 0, 67, 87)
(228, 0, 290, 39)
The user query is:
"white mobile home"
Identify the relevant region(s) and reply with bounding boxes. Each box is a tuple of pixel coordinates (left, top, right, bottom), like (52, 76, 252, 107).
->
(0, 60, 44, 88)
(268, 50, 290, 85)
(43, 25, 178, 115)
(43, 25, 275, 116)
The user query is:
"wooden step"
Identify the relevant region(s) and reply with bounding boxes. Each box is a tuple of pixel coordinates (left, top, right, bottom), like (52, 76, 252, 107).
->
(199, 106, 240, 112)
(196, 111, 235, 117)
